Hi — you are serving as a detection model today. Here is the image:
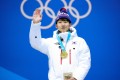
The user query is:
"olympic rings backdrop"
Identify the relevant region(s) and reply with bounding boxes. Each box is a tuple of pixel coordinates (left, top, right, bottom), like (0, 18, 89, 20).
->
(0, 0, 120, 80)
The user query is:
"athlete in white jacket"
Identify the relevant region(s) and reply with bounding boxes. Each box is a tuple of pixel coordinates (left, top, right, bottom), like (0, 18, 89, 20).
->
(29, 8, 91, 80)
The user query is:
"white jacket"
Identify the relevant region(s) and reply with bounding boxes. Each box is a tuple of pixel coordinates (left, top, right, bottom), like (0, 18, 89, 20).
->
(29, 21, 91, 80)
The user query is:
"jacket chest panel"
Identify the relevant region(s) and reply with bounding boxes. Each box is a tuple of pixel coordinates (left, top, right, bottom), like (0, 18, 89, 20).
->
(48, 40, 80, 64)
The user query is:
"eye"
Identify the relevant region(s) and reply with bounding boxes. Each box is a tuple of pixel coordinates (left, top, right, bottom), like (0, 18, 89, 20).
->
(64, 21, 68, 23)
(58, 21, 62, 23)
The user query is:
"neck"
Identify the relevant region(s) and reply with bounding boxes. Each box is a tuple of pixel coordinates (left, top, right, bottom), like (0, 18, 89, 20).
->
(57, 29, 72, 34)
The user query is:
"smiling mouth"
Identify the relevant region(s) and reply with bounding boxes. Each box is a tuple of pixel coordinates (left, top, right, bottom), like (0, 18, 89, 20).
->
(61, 27, 65, 29)
(61, 26, 66, 29)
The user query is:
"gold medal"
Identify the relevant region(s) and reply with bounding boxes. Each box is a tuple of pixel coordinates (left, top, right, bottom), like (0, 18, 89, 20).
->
(61, 51, 68, 59)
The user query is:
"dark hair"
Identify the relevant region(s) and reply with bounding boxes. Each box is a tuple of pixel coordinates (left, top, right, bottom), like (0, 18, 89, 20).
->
(56, 18, 71, 24)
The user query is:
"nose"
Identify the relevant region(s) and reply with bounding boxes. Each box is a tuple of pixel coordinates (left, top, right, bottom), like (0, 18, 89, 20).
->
(61, 22, 65, 26)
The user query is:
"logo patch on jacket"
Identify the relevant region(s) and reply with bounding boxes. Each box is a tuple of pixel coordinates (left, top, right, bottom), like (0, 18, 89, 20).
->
(72, 41, 77, 45)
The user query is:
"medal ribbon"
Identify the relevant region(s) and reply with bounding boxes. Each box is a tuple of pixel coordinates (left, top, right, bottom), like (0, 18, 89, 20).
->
(57, 32, 71, 52)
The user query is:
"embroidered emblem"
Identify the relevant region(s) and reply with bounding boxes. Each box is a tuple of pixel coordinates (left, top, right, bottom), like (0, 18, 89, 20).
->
(72, 41, 77, 44)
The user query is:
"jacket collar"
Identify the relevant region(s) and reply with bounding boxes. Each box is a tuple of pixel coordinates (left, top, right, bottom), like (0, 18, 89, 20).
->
(53, 27, 78, 42)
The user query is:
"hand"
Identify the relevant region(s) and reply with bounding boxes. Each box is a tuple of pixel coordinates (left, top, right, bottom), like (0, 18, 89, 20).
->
(67, 77, 77, 80)
(33, 8, 42, 24)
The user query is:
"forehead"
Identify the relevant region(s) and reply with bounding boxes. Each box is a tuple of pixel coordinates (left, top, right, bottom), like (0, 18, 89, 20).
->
(57, 19, 69, 21)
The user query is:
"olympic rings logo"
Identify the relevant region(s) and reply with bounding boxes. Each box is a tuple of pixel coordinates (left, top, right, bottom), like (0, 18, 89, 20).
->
(20, 0, 92, 29)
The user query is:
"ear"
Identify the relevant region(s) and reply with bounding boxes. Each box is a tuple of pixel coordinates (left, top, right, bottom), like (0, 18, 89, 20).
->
(69, 24, 71, 27)
(56, 24, 58, 28)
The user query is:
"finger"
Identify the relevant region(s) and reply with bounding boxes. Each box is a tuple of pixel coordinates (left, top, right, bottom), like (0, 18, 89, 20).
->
(37, 9, 40, 14)
(33, 11, 39, 17)
(35, 8, 41, 13)
(33, 10, 37, 16)
(33, 8, 40, 14)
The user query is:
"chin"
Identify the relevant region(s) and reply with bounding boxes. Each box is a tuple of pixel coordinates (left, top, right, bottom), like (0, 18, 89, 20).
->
(61, 30, 67, 32)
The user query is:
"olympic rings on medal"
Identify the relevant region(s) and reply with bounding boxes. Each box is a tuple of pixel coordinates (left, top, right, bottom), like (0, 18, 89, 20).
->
(20, 0, 92, 29)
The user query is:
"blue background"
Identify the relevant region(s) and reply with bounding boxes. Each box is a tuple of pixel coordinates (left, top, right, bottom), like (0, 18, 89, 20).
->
(0, 0, 120, 80)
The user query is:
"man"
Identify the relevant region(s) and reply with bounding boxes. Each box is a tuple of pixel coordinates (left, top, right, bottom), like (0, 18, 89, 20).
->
(29, 8, 91, 80)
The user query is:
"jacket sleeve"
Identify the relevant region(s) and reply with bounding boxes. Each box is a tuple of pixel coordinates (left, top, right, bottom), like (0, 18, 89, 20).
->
(29, 21, 49, 55)
(73, 38, 91, 80)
